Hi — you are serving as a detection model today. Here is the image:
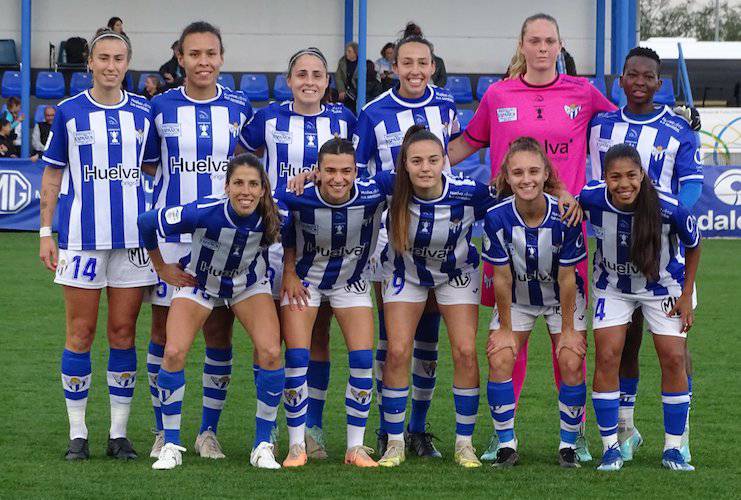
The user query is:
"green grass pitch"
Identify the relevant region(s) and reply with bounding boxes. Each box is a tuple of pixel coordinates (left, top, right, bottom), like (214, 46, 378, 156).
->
(1, 233, 739, 498)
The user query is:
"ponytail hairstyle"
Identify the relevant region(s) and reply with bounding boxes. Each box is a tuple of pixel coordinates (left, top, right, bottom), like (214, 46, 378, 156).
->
(317, 136, 355, 168)
(225, 153, 281, 246)
(507, 13, 561, 80)
(393, 22, 435, 63)
(603, 144, 662, 281)
(493, 136, 560, 197)
(389, 124, 444, 252)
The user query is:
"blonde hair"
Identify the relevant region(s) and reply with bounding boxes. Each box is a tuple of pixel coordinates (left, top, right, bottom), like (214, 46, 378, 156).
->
(507, 13, 560, 80)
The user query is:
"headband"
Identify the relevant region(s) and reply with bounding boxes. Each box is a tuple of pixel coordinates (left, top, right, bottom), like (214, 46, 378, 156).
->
(288, 47, 327, 71)
(90, 32, 131, 52)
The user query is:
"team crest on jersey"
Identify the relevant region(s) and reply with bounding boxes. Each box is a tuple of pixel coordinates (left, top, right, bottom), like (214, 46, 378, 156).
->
(136, 128, 145, 144)
(107, 116, 120, 145)
(306, 133, 317, 148)
(449, 218, 463, 232)
(414, 113, 427, 125)
(564, 104, 581, 120)
(210, 375, 231, 390)
(284, 387, 304, 407)
(229, 121, 240, 138)
(112, 372, 136, 388)
(652, 145, 666, 161)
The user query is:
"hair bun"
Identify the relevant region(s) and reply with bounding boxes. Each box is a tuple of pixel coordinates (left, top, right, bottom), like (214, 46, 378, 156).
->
(403, 22, 423, 39)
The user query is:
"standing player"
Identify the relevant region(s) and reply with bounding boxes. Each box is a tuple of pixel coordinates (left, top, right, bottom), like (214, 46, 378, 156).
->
(588, 46, 703, 463)
(354, 23, 459, 458)
(377, 126, 497, 468)
(277, 138, 386, 467)
(144, 21, 253, 460)
(39, 28, 157, 460)
(238, 47, 356, 458)
(139, 154, 285, 470)
(582, 144, 700, 471)
(483, 137, 588, 468)
(447, 13, 615, 461)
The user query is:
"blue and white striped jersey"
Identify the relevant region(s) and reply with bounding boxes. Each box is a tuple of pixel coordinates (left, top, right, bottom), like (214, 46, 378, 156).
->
(482, 194, 587, 307)
(42, 90, 156, 250)
(580, 181, 700, 296)
(276, 172, 392, 289)
(149, 197, 269, 298)
(147, 84, 253, 243)
(382, 175, 497, 286)
(588, 105, 703, 193)
(353, 85, 458, 176)
(239, 101, 356, 191)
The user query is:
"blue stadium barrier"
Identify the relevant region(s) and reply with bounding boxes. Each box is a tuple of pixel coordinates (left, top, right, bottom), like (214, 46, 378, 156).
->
(445, 75, 472, 103)
(476, 75, 500, 100)
(137, 73, 164, 93)
(1, 70, 21, 97)
(35, 71, 65, 99)
(69, 72, 93, 95)
(610, 77, 675, 106)
(457, 109, 474, 130)
(273, 74, 293, 101)
(33, 104, 48, 124)
(240, 73, 269, 101)
(588, 76, 607, 97)
(217, 73, 235, 90)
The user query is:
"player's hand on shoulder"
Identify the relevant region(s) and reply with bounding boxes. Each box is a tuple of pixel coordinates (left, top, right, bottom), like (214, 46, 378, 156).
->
(156, 263, 197, 288)
(39, 236, 58, 271)
(281, 270, 310, 311)
(557, 190, 583, 227)
(673, 105, 701, 132)
(287, 169, 318, 195)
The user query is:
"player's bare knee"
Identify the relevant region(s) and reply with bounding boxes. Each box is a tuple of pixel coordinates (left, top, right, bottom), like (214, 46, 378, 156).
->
(385, 342, 412, 370)
(107, 323, 136, 349)
(659, 348, 686, 376)
(451, 343, 477, 371)
(489, 351, 515, 381)
(163, 344, 188, 370)
(258, 344, 282, 370)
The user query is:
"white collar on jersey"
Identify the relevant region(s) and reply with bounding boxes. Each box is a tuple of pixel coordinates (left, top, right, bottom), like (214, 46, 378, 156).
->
(412, 174, 449, 204)
(314, 183, 359, 208)
(603, 188, 634, 215)
(179, 84, 224, 104)
(511, 194, 553, 228)
(389, 85, 434, 109)
(619, 104, 670, 125)
(84, 89, 128, 109)
(288, 102, 326, 117)
(223, 199, 262, 228)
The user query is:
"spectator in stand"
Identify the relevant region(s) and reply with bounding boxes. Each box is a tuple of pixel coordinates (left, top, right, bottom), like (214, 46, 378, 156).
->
(159, 41, 185, 89)
(142, 75, 161, 100)
(32, 106, 55, 155)
(335, 41, 358, 106)
(3, 97, 24, 130)
(375, 42, 396, 91)
(107, 17, 125, 35)
(0, 117, 19, 158)
(432, 53, 447, 87)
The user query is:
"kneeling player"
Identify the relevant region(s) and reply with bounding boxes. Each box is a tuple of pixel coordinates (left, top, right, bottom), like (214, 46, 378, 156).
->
(138, 154, 285, 470)
(276, 138, 387, 467)
(582, 144, 700, 472)
(483, 138, 588, 468)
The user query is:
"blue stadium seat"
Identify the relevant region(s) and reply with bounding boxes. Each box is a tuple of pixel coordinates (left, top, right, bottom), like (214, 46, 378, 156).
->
(137, 73, 164, 93)
(273, 74, 293, 101)
(34, 104, 48, 124)
(1, 70, 21, 97)
(123, 72, 134, 92)
(476, 75, 500, 100)
(329, 73, 336, 89)
(0, 39, 19, 68)
(35, 71, 66, 99)
(609, 78, 622, 105)
(457, 109, 474, 130)
(218, 73, 235, 90)
(240, 73, 269, 101)
(456, 156, 489, 184)
(69, 72, 93, 95)
(654, 78, 676, 106)
(445, 75, 473, 103)
(588, 77, 607, 97)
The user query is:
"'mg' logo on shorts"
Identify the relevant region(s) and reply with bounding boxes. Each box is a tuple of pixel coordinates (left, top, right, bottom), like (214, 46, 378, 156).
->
(661, 296, 679, 316)
(128, 248, 151, 268)
(344, 280, 368, 295)
(448, 273, 471, 289)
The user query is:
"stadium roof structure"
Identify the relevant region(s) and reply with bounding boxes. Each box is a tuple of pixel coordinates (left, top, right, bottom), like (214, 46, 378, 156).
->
(642, 37, 741, 60)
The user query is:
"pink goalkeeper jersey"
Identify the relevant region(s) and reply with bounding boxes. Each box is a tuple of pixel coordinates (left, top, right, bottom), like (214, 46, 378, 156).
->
(464, 74, 616, 194)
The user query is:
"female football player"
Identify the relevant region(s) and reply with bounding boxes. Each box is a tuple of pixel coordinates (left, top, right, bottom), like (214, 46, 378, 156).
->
(138, 154, 285, 470)
(39, 28, 157, 461)
(483, 137, 587, 468)
(581, 144, 700, 472)
(376, 125, 497, 468)
(277, 137, 389, 468)
(144, 21, 253, 460)
(447, 13, 615, 461)
(238, 46, 357, 458)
